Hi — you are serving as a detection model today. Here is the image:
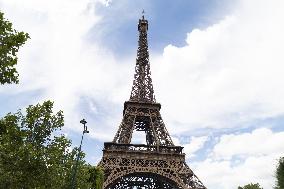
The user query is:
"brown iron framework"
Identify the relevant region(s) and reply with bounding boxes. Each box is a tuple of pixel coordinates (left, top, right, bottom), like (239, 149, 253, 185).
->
(99, 15, 206, 189)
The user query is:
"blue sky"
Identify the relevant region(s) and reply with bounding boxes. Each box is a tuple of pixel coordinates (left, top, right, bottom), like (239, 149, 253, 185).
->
(1, 0, 284, 188)
(88, 0, 237, 56)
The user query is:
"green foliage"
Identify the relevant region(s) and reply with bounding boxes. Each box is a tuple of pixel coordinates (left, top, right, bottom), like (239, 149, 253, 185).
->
(89, 166, 104, 189)
(275, 157, 284, 189)
(238, 183, 263, 189)
(0, 11, 29, 84)
(0, 101, 100, 188)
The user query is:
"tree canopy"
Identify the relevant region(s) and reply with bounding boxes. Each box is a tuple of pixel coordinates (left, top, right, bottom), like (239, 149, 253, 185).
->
(89, 166, 104, 189)
(275, 157, 284, 189)
(0, 100, 103, 188)
(238, 183, 263, 189)
(0, 11, 29, 84)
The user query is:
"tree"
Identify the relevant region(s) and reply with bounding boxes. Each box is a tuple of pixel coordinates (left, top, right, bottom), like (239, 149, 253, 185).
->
(275, 157, 284, 189)
(0, 11, 29, 84)
(238, 183, 263, 189)
(0, 101, 97, 188)
(89, 166, 104, 189)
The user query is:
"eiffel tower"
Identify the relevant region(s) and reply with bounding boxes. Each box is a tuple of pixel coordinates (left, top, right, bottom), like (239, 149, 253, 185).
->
(99, 14, 206, 189)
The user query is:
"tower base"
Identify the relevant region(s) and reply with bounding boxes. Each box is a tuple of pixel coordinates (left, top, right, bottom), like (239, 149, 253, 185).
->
(99, 143, 206, 189)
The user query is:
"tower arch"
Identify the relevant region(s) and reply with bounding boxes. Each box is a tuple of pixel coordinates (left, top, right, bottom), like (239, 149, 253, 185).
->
(106, 172, 181, 189)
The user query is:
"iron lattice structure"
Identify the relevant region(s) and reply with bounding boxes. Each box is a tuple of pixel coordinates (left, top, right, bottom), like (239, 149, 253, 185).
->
(99, 15, 206, 189)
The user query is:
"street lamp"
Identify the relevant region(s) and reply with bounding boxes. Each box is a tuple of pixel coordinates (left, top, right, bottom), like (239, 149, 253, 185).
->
(71, 119, 89, 189)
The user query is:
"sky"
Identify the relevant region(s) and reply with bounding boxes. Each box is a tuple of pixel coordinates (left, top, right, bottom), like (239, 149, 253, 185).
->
(0, 0, 284, 188)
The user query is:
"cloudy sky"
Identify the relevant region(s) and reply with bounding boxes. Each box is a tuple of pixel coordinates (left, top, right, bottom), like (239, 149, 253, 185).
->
(1, 0, 284, 188)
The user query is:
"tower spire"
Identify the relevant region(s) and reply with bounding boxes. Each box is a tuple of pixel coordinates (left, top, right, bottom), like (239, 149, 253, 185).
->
(129, 14, 155, 103)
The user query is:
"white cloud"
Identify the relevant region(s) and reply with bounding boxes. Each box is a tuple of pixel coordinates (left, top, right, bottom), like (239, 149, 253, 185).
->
(183, 136, 208, 157)
(0, 0, 132, 140)
(151, 0, 284, 135)
(195, 155, 277, 189)
(212, 128, 284, 160)
(157, 2, 284, 187)
(3, 0, 284, 140)
(194, 128, 284, 189)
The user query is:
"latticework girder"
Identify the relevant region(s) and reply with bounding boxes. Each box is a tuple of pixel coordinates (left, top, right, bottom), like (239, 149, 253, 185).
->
(99, 15, 206, 189)
(130, 16, 155, 103)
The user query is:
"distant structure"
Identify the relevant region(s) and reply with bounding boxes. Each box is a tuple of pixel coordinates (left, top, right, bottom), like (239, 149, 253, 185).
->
(99, 14, 206, 189)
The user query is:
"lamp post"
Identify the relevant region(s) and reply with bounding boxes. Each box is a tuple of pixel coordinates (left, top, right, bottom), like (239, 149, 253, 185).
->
(71, 119, 89, 189)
